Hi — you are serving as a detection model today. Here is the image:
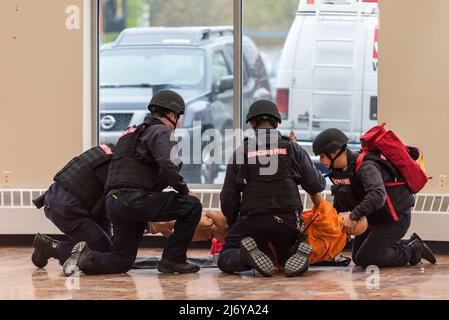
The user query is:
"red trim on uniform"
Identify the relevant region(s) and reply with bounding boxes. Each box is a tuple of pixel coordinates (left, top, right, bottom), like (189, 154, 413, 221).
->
(121, 127, 137, 136)
(99, 144, 113, 155)
(385, 194, 399, 222)
(384, 182, 406, 187)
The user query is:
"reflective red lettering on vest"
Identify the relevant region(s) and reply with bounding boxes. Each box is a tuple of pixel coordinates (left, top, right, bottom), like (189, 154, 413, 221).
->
(247, 148, 288, 158)
(99, 144, 113, 155)
(331, 178, 351, 185)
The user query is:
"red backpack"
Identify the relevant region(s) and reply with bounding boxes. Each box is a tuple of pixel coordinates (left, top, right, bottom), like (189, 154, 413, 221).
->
(356, 123, 429, 194)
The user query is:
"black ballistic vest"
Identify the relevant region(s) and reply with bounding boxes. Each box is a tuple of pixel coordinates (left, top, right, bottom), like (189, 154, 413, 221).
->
(105, 120, 160, 193)
(329, 152, 415, 224)
(240, 134, 302, 215)
(53, 144, 114, 217)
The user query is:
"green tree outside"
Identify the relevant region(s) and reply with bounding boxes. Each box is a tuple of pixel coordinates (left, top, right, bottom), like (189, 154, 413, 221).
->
(103, 0, 298, 46)
(103, 0, 151, 43)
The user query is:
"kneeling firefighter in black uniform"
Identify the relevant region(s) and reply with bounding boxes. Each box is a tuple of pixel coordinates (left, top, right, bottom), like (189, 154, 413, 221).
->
(312, 128, 436, 268)
(218, 100, 326, 277)
(63, 89, 202, 276)
(31, 144, 115, 268)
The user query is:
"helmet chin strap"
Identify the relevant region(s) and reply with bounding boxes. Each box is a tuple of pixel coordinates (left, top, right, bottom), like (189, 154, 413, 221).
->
(327, 146, 347, 170)
(163, 114, 179, 129)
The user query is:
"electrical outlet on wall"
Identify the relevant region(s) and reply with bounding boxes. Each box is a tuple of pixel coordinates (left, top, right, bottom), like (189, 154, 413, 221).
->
(2, 171, 12, 187)
(439, 175, 447, 191)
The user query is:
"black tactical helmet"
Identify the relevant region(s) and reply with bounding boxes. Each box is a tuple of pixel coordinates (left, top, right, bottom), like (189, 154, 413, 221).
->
(147, 89, 185, 115)
(246, 99, 282, 124)
(312, 128, 349, 155)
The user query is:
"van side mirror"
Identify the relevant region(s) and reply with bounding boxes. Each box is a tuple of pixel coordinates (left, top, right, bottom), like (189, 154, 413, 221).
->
(216, 75, 233, 93)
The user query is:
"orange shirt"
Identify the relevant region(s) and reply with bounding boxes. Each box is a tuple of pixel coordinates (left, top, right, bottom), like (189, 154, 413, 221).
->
(302, 199, 348, 264)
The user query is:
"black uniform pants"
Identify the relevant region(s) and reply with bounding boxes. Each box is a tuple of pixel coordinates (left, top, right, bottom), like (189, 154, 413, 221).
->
(352, 212, 412, 268)
(218, 213, 299, 273)
(44, 182, 113, 265)
(79, 190, 202, 275)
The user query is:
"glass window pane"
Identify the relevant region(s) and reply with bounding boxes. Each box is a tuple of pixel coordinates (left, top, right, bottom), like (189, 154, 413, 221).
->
(242, 0, 293, 130)
(243, 0, 379, 165)
(212, 51, 231, 80)
(98, 0, 233, 185)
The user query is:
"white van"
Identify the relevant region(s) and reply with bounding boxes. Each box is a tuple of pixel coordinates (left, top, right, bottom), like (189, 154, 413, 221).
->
(276, 0, 378, 146)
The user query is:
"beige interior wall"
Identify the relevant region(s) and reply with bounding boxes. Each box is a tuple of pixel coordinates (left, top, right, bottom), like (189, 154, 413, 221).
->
(0, 0, 84, 188)
(379, 0, 449, 193)
(1, 0, 448, 193)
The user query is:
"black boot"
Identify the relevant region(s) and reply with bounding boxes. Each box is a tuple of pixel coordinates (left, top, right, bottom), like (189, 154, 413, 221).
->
(409, 232, 419, 243)
(63, 241, 92, 276)
(408, 239, 424, 265)
(240, 237, 275, 277)
(31, 233, 60, 268)
(284, 242, 312, 277)
(409, 233, 436, 264)
(158, 259, 200, 274)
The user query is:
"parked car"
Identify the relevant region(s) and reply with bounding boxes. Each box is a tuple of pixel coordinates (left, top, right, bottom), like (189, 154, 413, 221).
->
(99, 26, 272, 183)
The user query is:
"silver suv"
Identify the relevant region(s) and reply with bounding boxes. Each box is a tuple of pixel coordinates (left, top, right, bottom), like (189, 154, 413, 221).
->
(99, 26, 272, 183)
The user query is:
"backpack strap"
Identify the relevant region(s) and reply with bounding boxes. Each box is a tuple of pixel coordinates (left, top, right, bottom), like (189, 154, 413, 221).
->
(354, 150, 400, 222)
(355, 150, 368, 173)
(384, 193, 399, 222)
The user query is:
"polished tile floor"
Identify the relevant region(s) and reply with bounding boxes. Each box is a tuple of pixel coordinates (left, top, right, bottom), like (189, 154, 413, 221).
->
(0, 247, 448, 300)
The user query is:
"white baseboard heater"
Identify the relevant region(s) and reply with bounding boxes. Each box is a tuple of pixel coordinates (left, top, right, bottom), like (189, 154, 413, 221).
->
(1, 188, 448, 241)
